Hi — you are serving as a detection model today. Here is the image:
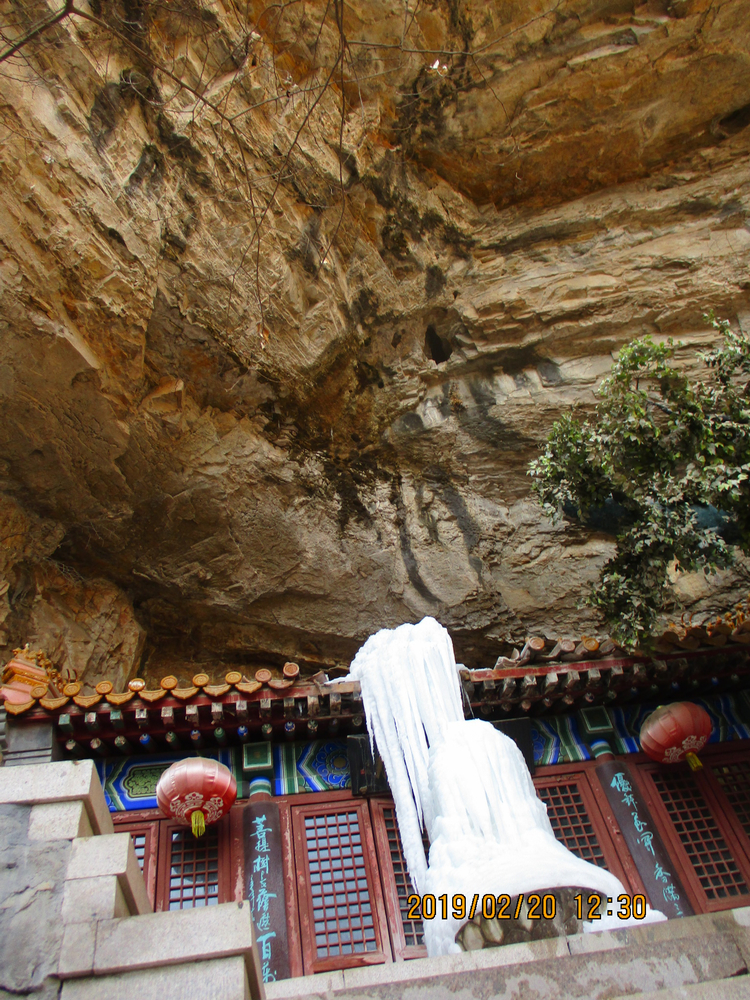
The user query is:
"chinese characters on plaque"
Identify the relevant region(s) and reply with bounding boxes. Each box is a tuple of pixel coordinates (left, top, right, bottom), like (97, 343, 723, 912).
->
(244, 802, 291, 982)
(596, 760, 693, 919)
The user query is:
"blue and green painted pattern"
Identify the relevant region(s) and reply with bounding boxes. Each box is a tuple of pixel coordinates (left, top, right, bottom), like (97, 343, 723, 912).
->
(97, 693, 750, 808)
(95, 748, 239, 811)
(530, 692, 750, 765)
(273, 740, 351, 795)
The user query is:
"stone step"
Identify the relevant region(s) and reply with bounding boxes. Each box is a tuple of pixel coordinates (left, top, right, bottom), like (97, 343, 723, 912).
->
(613, 975, 750, 1000)
(265, 908, 750, 1000)
(60, 956, 252, 1000)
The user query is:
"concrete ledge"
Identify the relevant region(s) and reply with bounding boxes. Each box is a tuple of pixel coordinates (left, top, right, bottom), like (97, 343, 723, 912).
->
(60, 955, 253, 1000)
(612, 974, 750, 999)
(58, 922, 97, 979)
(93, 901, 262, 999)
(67, 833, 151, 915)
(264, 937, 569, 999)
(0, 759, 113, 836)
(568, 927, 631, 955)
(62, 875, 129, 924)
(264, 911, 749, 1000)
(627, 911, 736, 946)
(566, 911, 737, 956)
(29, 801, 93, 841)
(265, 971, 345, 1000)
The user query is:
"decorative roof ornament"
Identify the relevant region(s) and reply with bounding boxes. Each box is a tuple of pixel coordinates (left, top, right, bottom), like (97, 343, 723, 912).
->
(0, 645, 74, 709)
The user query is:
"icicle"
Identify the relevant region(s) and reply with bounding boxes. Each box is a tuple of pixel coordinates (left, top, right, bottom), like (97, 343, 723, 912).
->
(349, 617, 658, 956)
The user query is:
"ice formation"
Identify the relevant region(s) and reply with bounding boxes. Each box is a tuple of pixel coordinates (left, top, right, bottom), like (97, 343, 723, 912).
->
(347, 617, 636, 956)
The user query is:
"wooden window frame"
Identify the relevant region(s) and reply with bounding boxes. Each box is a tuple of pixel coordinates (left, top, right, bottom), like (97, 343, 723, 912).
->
(287, 793, 393, 976)
(113, 808, 233, 912)
(113, 809, 161, 908)
(631, 744, 750, 914)
(276, 796, 304, 980)
(154, 814, 233, 912)
(532, 760, 646, 897)
(369, 795, 428, 961)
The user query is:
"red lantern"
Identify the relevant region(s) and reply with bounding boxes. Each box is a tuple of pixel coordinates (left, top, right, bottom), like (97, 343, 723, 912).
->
(156, 758, 237, 837)
(640, 702, 713, 771)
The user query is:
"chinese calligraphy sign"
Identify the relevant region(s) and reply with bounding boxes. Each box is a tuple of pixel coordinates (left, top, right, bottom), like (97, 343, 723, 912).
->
(596, 760, 693, 920)
(244, 802, 290, 982)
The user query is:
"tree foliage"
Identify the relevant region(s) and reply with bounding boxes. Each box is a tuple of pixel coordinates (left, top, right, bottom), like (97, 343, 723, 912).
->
(528, 316, 750, 648)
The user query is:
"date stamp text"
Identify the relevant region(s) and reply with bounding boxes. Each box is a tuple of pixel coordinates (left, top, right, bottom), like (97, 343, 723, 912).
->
(406, 893, 648, 921)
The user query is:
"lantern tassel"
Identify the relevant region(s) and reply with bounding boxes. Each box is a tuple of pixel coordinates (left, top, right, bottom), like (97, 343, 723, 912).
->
(191, 809, 206, 837)
(685, 752, 702, 772)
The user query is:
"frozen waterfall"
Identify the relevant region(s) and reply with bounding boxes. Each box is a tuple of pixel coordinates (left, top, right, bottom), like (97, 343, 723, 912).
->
(346, 617, 629, 956)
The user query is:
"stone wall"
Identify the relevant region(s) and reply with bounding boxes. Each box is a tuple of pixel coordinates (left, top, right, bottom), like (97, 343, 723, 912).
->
(0, 802, 71, 999)
(0, 759, 264, 1000)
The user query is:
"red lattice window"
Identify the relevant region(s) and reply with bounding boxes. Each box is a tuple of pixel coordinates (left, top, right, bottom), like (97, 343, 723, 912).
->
(370, 798, 429, 960)
(536, 782, 608, 868)
(147, 816, 232, 911)
(633, 752, 750, 914)
(711, 761, 750, 841)
(531, 766, 639, 894)
(112, 815, 159, 907)
(131, 831, 147, 868)
(650, 770, 747, 901)
(114, 812, 232, 913)
(166, 823, 220, 909)
(290, 798, 391, 975)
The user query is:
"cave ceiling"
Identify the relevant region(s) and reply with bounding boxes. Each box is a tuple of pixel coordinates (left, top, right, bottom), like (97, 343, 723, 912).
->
(0, 0, 749, 684)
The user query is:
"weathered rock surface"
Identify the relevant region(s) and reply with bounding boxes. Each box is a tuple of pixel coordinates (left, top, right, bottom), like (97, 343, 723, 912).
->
(0, 803, 70, 998)
(0, 0, 749, 678)
(0, 497, 143, 690)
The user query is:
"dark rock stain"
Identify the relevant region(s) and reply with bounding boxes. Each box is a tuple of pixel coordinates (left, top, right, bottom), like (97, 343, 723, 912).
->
(391, 476, 439, 603)
(458, 377, 531, 451)
(89, 82, 128, 149)
(425, 265, 446, 298)
(393, 412, 426, 436)
(416, 482, 440, 543)
(351, 288, 379, 325)
(285, 216, 322, 276)
(426, 467, 480, 551)
(126, 144, 165, 196)
(486, 219, 605, 256)
(536, 359, 563, 386)
(327, 465, 372, 532)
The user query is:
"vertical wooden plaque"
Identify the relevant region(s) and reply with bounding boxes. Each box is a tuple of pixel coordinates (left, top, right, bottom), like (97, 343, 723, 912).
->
(596, 759, 693, 919)
(244, 801, 291, 982)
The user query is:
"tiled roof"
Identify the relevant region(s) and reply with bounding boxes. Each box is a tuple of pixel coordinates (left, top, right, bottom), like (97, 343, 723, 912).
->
(1, 617, 749, 755)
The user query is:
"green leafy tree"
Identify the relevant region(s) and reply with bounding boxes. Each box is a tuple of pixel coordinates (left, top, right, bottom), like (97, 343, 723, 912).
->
(528, 316, 750, 648)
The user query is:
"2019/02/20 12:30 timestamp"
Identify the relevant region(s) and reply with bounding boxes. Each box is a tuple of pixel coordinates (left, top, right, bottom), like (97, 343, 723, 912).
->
(406, 893, 648, 921)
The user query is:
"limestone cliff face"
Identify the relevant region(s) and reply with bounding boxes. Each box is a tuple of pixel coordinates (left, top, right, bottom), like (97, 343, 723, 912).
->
(0, 0, 749, 682)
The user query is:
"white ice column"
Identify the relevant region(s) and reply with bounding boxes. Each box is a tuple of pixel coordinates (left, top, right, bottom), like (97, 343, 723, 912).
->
(347, 616, 626, 957)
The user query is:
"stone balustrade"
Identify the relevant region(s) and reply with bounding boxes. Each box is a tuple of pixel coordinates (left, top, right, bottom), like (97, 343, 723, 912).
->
(0, 759, 264, 1000)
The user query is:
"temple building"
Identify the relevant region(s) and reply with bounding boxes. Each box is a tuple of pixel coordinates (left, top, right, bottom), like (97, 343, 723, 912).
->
(3, 618, 750, 998)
